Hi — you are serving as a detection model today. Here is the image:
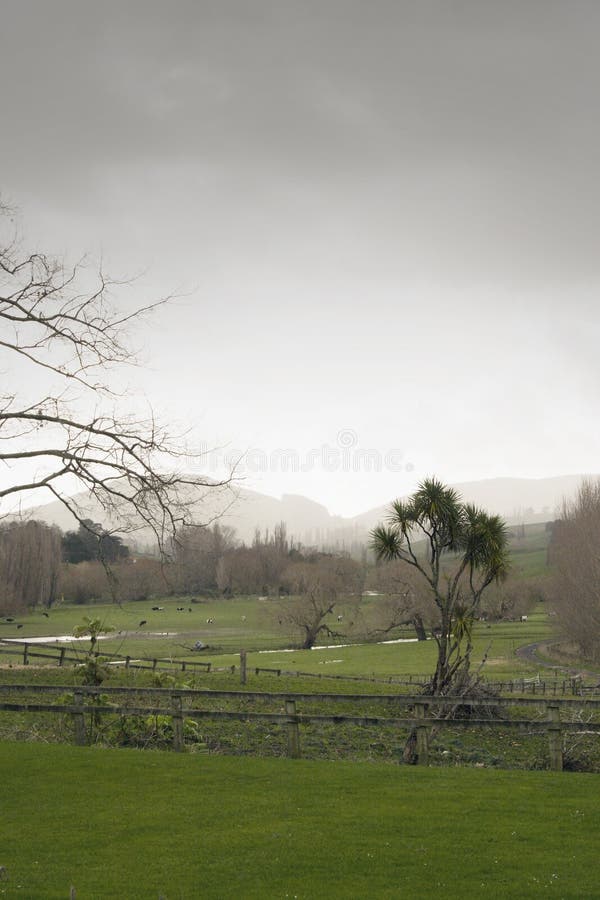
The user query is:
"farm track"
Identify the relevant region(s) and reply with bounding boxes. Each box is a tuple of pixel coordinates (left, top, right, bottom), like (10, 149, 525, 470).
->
(516, 639, 600, 680)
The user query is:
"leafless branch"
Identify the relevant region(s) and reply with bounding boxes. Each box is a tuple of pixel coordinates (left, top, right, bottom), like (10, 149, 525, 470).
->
(0, 203, 231, 555)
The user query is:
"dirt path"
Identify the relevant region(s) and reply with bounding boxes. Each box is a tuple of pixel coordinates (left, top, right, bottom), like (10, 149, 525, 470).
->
(516, 640, 599, 681)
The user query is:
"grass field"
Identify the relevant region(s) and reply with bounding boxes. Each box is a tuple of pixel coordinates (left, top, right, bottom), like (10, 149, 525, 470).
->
(0, 598, 563, 682)
(2, 529, 596, 897)
(0, 520, 562, 680)
(1, 741, 598, 899)
(203, 610, 559, 680)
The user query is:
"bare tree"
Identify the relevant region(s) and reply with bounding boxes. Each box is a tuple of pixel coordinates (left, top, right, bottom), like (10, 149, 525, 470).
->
(0, 203, 230, 554)
(365, 561, 434, 641)
(479, 574, 546, 622)
(174, 522, 238, 594)
(550, 480, 600, 663)
(278, 555, 364, 649)
(218, 523, 291, 596)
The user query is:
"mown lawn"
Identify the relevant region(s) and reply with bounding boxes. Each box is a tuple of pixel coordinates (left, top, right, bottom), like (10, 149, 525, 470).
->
(1, 741, 598, 899)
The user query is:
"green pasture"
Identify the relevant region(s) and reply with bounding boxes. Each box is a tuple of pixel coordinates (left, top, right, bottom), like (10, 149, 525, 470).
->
(0, 595, 287, 658)
(507, 522, 551, 552)
(0, 597, 560, 682)
(205, 610, 558, 681)
(0, 595, 563, 682)
(1, 741, 598, 899)
(509, 546, 549, 578)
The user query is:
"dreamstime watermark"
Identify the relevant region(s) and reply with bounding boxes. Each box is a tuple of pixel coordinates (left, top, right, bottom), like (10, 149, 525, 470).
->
(195, 429, 414, 476)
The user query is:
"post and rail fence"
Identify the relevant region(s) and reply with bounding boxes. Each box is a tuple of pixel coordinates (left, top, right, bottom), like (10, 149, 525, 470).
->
(1, 640, 597, 696)
(0, 683, 599, 771)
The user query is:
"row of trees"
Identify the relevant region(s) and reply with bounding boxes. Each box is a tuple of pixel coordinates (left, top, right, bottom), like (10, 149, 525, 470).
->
(0, 498, 543, 631)
(549, 480, 600, 663)
(0, 518, 133, 611)
(174, 522, 305, 597)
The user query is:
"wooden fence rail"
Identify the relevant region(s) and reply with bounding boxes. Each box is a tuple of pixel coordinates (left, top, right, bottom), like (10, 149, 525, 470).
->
(0, 641, 217, 673)
(2, 640, 597, 696)
(1, 684, 599, 770)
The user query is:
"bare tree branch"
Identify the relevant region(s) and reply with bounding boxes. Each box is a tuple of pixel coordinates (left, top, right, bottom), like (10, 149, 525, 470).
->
(0, 202, 231, 556)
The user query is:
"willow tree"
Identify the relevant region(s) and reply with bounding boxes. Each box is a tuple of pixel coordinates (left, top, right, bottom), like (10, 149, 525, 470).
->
(371, 478, 509, 696)
(278, 555, 364, 649)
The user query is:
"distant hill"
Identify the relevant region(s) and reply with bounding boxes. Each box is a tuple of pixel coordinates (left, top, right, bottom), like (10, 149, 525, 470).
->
(351, 475, 594, 534)
(22, 484, 345, 549)
(21, 473, 594, 550)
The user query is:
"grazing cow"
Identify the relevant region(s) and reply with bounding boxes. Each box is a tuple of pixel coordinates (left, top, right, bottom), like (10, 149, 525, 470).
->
(520, 615, 528, 622)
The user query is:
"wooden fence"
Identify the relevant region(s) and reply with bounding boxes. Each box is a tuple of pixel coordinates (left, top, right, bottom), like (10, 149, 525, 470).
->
(2, 641, 597, 696)
(0, 641, 219, 674)
(1, 683, 599, 771)
(250, 666, 598, 695)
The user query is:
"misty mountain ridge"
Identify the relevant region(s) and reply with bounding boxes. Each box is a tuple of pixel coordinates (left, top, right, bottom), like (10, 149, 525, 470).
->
(21, 473, 594, 551)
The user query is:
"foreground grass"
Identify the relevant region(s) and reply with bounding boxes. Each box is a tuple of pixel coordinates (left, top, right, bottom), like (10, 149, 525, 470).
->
(1, 742, 597, 899)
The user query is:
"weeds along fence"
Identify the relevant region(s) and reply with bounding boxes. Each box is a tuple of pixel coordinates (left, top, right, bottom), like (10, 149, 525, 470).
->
(0, 683, 599, 771)
(2, 640, 597, 696)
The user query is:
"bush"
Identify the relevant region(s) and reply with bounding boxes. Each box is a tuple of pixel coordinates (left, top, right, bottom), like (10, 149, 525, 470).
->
(107, 714, 206, 751)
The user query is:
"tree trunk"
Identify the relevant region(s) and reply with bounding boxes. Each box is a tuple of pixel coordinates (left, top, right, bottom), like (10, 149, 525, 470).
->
(413, 614, 427, 641)
(301, 626, 319, 649)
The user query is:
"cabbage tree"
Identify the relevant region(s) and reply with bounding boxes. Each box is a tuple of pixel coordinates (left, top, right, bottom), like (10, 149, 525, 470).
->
(371, 478, 509, 695)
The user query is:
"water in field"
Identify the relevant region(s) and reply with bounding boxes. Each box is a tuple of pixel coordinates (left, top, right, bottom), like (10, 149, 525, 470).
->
(259, 636, 421, 652)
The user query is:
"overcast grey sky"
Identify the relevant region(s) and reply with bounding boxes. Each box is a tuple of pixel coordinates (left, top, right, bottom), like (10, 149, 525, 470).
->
(2, 1, 600, 515)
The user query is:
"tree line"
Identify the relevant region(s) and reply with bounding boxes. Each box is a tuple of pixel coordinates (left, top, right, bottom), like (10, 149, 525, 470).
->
(1, 505, 545, 641)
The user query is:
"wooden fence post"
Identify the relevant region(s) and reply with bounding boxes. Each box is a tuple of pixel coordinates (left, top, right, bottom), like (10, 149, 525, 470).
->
(23, 644, 29, 666)
(415, 702, 429, 766)
(240, 649, 247, 685)
(59, 647, 66, 667)
(72, 690, 86, 746)
(285, 699, 301, 758)
(172, 694, 184, 752)
(547, 703, 563, 771)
